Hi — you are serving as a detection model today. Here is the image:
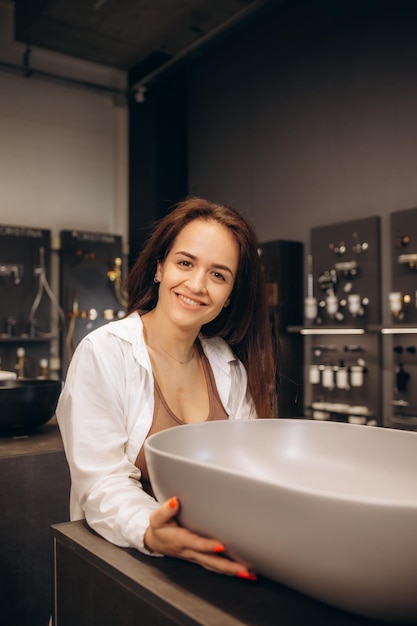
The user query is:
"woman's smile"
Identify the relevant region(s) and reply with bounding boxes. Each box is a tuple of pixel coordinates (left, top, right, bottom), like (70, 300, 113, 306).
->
(176, 293, 206, 308)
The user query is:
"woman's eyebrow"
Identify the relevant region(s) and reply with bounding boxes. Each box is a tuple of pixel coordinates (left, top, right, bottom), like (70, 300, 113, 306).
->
(212, 262, 234, 277)
(174, 251, 234, 277)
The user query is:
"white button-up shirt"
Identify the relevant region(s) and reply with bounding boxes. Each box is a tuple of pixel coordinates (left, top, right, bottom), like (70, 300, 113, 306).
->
(56, 312, 255, 553)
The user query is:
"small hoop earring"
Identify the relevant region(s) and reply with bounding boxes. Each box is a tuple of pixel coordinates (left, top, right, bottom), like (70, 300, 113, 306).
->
(153, 276, 159, 284)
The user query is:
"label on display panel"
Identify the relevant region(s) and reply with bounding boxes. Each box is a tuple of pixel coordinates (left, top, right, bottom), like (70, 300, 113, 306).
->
(70, 230, 119, 244)
(0, 225, 44, 239)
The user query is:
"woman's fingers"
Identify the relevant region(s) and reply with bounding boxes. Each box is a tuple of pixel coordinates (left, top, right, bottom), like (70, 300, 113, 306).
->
(144, 497, 256, 580)
(149, 497, 225, 555)
(179, 547, 256, 579)
(149, 496, 180, 526)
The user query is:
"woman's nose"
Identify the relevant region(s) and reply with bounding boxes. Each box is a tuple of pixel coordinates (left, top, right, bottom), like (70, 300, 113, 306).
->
(187, 270, 207, 292)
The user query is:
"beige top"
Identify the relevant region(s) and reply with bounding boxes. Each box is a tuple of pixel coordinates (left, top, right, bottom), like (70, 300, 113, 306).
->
(135, 344, 228, 496)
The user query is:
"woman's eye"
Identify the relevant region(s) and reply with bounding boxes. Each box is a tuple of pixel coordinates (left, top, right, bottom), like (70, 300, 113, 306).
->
(179, 260, 192, 267)
(212, 271, 226, 281)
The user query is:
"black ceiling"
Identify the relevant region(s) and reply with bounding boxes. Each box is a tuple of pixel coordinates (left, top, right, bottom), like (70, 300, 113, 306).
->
(12, 0, 273, 82)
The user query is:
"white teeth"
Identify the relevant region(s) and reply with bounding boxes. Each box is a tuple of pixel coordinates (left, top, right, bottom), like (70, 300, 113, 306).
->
(179, 294, 201, 306)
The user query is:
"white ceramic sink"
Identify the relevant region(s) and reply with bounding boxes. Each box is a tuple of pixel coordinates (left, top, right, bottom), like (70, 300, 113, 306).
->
(145, 418, 417, 622)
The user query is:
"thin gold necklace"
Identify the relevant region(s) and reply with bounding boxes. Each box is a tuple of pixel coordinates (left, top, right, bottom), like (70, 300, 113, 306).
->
(148, 339, 196, 365)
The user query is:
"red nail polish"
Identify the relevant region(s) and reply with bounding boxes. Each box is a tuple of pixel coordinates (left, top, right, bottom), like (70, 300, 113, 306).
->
(213, 544, 225, 553)
(236, 571, 257, 581)
(168, 497, 178, 509)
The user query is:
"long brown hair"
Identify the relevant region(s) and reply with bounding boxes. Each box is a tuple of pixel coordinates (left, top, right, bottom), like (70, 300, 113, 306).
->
(126, 197, 278, 417)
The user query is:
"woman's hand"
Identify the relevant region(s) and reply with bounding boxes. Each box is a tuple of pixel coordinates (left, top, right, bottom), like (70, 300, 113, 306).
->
(144, 497, 256, 580)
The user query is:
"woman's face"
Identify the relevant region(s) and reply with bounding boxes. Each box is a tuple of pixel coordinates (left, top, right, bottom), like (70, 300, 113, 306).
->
(155, 219, 239, 332)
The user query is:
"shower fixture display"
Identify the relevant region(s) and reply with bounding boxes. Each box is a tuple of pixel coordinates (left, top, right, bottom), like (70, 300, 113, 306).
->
(305, 332, 378, 424)
(295, 210, 417, 430)
(390, 207, 417, 326)
(388, 207, 417, 431)
(300, 217, 382, 425)
(308, 351, 367, 392)
(308, 217, 381, 327)
(0, 225, 54, 378)
(60, 229, 125, 375)
(390, 334, 417, 431)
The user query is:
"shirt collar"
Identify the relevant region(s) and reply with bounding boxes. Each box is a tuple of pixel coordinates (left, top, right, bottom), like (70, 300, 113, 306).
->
(106, 311, 237, 373)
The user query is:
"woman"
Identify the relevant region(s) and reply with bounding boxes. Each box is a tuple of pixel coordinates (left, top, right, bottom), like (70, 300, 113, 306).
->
(57, 196, 277, 580)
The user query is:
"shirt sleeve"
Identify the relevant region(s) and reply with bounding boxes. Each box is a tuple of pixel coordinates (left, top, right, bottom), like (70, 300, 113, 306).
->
(56, 333, 161, 554)
(229, 359, 257, 420)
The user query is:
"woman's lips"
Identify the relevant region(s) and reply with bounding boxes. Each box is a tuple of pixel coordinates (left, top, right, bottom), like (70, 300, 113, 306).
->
(177, 293, 205, 307)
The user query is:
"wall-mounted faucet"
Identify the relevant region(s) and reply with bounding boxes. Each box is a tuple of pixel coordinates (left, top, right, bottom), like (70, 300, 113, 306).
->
(0, 263, 24, 285)
(107, 256, 128, 308)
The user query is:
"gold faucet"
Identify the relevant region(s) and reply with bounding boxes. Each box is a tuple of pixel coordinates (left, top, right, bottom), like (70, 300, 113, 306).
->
(39, 358, 49, 379)
(16, 347, 25, 379)
(107, 257, 128, 308)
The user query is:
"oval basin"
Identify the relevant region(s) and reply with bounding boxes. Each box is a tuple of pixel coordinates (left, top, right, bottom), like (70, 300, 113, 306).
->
(145, 418, 417, 623)
(0, 379, 62, 436)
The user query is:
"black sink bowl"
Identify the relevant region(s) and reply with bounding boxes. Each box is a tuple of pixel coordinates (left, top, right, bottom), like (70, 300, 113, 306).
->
(0, 379, 62, 436)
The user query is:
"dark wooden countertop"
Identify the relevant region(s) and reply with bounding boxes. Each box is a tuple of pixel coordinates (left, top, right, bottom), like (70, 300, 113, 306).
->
(53, 520, 410, 626)
(0, 416, 63, 458)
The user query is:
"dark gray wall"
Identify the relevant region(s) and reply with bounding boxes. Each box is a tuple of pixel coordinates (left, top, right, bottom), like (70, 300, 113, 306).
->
(187, 0, 417, 308)
(128, 69, 188, 266)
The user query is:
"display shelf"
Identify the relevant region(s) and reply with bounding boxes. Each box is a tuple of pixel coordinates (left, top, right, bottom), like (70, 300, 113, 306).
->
(381, 327, 417, 334)
(289, 325, 414, 335)
(0, 336, 54, 343)
(288, 325, 367, 335)
(309, 403, 374, 418)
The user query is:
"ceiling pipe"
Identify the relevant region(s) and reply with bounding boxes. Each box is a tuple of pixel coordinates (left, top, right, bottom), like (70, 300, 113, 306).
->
(0, 0, 276, 102)
(130, 0, 274, 93)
